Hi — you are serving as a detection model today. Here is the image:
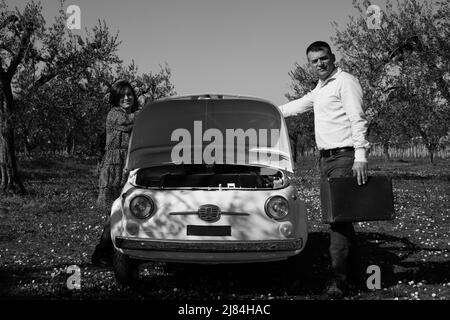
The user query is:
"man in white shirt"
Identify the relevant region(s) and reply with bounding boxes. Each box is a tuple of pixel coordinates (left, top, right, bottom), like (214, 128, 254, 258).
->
(280, 41, 369, 297)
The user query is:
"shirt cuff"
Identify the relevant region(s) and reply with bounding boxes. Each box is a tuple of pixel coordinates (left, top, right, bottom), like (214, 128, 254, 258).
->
(354, 147, 367, 162)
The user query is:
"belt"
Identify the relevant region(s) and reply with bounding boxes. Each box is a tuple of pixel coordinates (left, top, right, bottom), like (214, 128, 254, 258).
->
(319, 147, 354, 158)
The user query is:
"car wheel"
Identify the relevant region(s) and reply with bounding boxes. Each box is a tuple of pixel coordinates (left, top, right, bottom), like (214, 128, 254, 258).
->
(113, 248, 139, 287)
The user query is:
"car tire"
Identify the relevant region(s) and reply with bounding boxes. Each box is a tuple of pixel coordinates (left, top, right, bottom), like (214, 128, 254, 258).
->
(113, 248, 139, 287)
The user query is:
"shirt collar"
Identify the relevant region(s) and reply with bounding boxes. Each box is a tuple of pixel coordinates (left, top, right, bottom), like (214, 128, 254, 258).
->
(318, 67, 342, 87)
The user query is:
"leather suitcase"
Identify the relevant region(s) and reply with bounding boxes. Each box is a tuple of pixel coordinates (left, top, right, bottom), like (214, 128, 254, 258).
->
(320, 176, 395, 223)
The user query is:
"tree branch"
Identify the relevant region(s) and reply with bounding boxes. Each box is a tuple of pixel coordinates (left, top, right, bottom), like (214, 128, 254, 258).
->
(6, 25, 34, 80)
(0, 14, 18, 31)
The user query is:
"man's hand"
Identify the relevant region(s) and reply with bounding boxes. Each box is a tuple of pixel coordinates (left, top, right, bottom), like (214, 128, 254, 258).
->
(352, 161, 368, 185)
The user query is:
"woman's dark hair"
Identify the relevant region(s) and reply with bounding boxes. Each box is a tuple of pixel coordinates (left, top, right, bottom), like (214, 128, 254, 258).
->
(109, 80, 139, 112)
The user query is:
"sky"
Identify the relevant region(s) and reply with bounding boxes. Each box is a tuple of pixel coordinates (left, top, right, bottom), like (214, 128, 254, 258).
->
(8, 0, 386, 105)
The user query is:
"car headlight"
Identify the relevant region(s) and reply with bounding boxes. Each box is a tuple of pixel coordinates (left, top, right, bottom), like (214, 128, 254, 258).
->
(265, 196, 289, 220)
(129, 195, 155, 219)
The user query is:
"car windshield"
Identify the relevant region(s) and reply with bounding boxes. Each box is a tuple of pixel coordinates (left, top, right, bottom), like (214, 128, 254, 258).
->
(127, 98, 293, 172)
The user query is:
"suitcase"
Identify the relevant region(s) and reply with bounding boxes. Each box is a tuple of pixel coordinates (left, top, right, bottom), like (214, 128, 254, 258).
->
(320, 176, 395, 223)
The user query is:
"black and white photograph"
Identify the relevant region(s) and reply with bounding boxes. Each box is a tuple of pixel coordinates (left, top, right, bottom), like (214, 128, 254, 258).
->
(0, 0, 448, 314)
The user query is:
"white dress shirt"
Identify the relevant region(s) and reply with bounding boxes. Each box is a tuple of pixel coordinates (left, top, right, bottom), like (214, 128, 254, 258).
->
(279, 68, 369, 162)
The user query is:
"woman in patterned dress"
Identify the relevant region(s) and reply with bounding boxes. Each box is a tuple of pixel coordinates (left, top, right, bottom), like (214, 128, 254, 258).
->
(92, 80, 139, 265)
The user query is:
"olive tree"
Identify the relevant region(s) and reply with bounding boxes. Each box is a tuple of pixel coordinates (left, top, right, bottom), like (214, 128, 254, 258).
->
(0, 0, 121, 194)
(284, 62, 316, 162)
(332, 0, 449, 162)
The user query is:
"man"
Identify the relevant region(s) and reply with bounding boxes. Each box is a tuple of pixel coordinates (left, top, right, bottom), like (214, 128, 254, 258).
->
(279, 41, 369, 297)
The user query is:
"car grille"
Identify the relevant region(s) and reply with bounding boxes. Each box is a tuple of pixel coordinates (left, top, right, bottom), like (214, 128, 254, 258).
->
(198, 204, 221, 222)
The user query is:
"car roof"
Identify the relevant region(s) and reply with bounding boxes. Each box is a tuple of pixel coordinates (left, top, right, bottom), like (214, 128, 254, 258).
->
(154, 93, 275, 105)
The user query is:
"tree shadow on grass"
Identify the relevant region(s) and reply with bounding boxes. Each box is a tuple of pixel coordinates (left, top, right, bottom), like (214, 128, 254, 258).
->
(131, 232, 331, 298)
(0, 262, 92, 298)
(356, 232, 450, 288)
(1, 232, 448, 299)
(133, 231, 449, 299)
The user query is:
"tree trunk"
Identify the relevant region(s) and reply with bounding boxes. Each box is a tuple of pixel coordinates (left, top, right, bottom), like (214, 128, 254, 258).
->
(291, 135, 298, 163)
(427, 143, 436, 164)
(382, 142, 390, 161)
(23, 137, 31, 158)
(72, 135, 76, 155)
(65, 132, 72, 155)
(0, 90, 26, 195)
(22, 128, 33, 158)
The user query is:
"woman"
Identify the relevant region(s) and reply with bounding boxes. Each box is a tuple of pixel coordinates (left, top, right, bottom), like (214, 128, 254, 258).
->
(92, 80, 139, 266)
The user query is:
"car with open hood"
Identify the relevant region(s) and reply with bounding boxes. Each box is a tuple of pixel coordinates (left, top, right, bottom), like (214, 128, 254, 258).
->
(110, 94, 308, 285)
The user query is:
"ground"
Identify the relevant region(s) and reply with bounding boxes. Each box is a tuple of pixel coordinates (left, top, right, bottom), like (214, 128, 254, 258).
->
(0, 155, 448, 300)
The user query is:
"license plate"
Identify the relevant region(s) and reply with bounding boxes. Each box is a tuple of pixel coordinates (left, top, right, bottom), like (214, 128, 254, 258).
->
(186, 225, 231, 236)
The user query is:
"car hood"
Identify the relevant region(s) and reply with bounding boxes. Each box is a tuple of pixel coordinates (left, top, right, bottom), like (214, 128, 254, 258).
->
(126, 96, 293, 172)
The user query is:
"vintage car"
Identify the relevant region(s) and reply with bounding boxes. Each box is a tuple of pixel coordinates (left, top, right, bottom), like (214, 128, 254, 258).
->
(110, 94, 308, 285)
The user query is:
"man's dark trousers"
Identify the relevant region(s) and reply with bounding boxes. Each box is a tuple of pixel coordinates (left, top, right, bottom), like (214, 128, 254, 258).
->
(319, 149, 360, 285)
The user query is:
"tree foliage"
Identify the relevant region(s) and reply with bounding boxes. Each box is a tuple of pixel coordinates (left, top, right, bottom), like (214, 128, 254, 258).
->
(0, 0, 176, 194)
(331, 0, 449, 162)
(284, 63, 316, 162)
(15, 60, 176, 159)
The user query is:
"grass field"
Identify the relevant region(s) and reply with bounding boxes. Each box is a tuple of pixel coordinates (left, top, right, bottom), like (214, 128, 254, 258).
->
(0, 156, 448, 300)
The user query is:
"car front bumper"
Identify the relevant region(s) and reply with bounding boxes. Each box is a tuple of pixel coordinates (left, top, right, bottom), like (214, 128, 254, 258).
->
(115, 236, 304, 263)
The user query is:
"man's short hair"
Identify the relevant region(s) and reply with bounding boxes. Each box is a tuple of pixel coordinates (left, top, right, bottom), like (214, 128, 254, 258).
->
(306, 41, 332, 56)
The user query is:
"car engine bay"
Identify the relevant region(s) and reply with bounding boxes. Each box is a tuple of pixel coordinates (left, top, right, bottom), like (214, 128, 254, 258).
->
(134, 164, 286, 189)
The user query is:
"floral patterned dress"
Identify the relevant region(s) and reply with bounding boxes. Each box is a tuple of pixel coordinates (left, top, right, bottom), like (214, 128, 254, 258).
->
(97, 107, 135, 207)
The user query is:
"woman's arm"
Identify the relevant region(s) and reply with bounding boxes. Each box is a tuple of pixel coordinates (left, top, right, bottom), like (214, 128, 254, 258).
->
(106, 108, 134, 132)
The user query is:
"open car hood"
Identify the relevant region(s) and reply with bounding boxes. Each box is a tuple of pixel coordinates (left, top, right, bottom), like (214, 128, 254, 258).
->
(126, 95, 293, 172)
